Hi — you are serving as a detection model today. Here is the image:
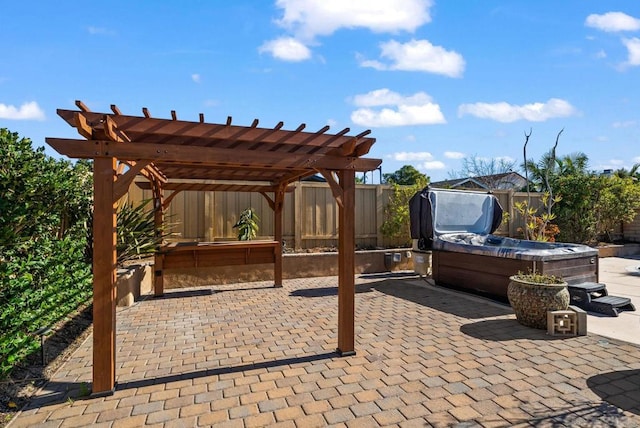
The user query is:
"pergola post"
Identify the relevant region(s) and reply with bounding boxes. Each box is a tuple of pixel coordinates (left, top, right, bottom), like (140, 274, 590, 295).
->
(274, 187, 284, 287)
(337, 170, 356, 356)
(92, 157, 117, 395)
(153, 182, 164, 296)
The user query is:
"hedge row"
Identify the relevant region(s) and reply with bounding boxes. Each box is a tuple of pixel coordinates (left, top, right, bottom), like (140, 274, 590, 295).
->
(0, 128, 93, 378)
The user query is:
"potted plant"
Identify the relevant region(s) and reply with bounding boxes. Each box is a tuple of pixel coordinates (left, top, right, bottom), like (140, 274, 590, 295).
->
(507, 271, 569, 329)
(233, 208, 259, 241)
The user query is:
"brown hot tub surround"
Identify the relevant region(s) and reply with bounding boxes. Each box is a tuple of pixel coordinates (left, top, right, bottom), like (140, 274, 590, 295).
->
(410, 188, 598, 300)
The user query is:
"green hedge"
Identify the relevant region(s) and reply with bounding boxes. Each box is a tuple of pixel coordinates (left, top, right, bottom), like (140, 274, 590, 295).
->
(0, 128, 93, 378)
(0, 237, 92, 376)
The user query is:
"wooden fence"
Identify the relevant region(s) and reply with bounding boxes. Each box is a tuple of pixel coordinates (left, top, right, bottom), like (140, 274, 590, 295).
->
(125, 182, 547, 250)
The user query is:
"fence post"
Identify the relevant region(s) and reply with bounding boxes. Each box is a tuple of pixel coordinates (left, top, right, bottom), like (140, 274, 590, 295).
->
(294, 181, 303, 250)
(376, 184, 384, 248)
(204, 191, 214, 241)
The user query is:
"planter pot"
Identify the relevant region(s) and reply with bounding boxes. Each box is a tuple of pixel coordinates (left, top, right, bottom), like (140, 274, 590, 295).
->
(507, 275, 570, 329)
(116, 264, 153, 307)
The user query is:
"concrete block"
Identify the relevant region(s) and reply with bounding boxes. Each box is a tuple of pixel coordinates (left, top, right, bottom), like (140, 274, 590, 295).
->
(569, 305, 588, 336)
(547, 310, 578, 336)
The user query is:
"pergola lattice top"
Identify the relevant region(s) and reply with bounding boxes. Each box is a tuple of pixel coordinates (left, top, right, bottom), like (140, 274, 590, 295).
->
(48, 101, 381, 191)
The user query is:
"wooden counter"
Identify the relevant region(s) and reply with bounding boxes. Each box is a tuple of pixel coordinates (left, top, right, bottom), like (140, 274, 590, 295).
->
(154, 240, 281, 294)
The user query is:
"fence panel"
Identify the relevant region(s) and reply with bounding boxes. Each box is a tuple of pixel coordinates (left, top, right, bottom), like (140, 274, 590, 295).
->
(126, 181, 548, 249)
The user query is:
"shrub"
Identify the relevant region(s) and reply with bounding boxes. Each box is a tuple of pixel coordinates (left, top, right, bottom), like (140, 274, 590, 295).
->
(380, 177, 428, 246)
(0, 128, 93, 378)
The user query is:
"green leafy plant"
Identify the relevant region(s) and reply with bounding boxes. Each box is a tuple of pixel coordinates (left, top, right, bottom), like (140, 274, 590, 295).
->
(115, 199, 176, 266)
(1, 128, 93, 379)
(514, 192, 561, 242)
(512, 270, 565, 285)
(380, 176, 428, 246)
(233, 208, 259, 241)
(594, 175, 640, 242)
(383, 165, 428, 185)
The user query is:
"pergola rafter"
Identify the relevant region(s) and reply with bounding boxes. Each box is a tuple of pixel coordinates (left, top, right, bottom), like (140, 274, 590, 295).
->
(46, 101, 381, 396)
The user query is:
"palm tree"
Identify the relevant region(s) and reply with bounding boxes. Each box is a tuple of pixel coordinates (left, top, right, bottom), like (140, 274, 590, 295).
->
(522, 151, 589, 192)
(556, 152, 589, 176)
(614, 163, 640, 181)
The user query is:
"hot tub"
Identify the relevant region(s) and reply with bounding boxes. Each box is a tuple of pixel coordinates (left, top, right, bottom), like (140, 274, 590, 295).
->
(409, 188, 598, 300)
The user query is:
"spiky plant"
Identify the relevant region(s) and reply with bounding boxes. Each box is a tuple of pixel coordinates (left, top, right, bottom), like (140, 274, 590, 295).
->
(115, 199, 176, 265)
(233, 208, 259, 241)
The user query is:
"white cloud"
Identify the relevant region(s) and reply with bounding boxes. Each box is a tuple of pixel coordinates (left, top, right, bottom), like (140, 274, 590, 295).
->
(359, 39, 465, 78)
(595, 49, 607, 59)
(585, 12, 640, 33)
(352, 105, 445, 127)
(86, 26, 116, 36)
(420, 160, 445, 170)
(622, 37, 640, 66)
(191, 74, 201, 83)
(496, 156, 515, 163)
(390, 151, 434, 161)
(457, 98, 578, 123)
(444, 151, 465, 159)
(596, 136, 609, 142)
(0, 101, 45, 121)
(350, 88, 445, 127)
(326, 118, 338, 127)
(274, 0, 432, 40)
(609, 159, 625, 166)
(634, 156, 640, 163)
(259, 37, 311, 61)
(613, 120, 637, 128)
(352, 88, 434, 107)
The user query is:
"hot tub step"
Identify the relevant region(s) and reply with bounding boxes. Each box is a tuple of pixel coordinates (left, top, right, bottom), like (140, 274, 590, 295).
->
(588, 296, 636, 317)
(567, 282, 636, 317)
(568, 282, 608, 306)
(568, 282, 606, 293)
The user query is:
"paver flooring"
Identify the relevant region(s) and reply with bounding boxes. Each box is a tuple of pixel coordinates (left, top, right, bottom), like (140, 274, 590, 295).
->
(8, 274, 640, 427)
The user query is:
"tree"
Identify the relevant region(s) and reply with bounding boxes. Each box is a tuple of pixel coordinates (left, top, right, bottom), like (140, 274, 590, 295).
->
(383, 165, 428, 185)
(448, 154, 518, 189)
(594, 175, 640, 242)
(380, 175, 429, 246)
(614, 163, 640, 181)
(551, 173, 598, 243)
(523, 151, 588, 192)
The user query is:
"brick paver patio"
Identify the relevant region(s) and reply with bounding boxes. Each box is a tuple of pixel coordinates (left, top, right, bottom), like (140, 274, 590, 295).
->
(8, 274, 640, 427)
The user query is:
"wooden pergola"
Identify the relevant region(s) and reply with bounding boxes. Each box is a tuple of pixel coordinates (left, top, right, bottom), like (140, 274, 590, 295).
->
(47, 101, 381, 395)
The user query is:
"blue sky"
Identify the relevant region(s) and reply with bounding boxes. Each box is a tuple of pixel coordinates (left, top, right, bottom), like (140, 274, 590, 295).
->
(1, 1, 639, 182)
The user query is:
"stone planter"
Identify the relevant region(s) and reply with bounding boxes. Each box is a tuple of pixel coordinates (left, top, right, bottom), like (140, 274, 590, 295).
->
(116, 264, 153, 307)
(507, 275, 570, 329)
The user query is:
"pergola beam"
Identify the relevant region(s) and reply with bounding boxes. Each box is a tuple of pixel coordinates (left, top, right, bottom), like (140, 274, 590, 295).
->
(45, 138, 382, 172)
(56, 109, 374, 152)
(135, 181, 295, 194)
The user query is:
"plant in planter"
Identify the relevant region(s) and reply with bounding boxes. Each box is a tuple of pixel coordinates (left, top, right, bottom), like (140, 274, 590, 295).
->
(233, 208, 259, 241)
(507, 271, 569, 329)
